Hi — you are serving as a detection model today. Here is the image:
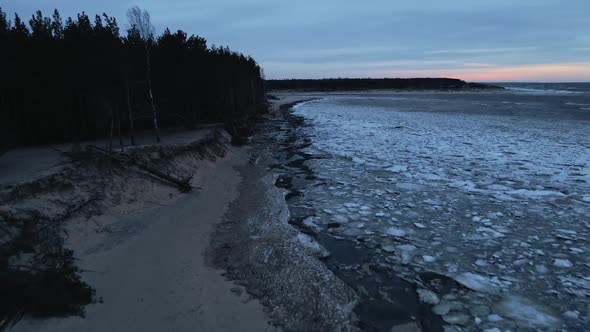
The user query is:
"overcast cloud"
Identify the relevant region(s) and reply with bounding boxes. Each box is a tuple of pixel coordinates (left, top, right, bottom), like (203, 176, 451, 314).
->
(3, 0, 590, 81)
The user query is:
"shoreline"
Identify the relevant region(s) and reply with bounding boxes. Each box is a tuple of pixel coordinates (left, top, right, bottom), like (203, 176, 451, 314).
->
(6, 99, 361, 331)
(208, 96, 359, 330)
(260, 94, 443, 331)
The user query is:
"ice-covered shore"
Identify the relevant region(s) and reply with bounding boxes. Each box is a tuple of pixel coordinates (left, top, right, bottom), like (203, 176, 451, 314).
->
(272, 91, 590, 331)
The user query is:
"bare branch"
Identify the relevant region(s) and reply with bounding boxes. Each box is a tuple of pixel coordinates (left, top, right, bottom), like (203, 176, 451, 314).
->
(126, 6, 154, 41)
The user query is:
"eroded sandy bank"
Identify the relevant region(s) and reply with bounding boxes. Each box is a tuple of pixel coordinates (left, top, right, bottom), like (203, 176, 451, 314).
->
(6, 130, 274, 331)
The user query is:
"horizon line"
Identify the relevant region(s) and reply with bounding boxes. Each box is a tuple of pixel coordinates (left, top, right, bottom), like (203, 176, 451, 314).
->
(263, 77, 590, 84)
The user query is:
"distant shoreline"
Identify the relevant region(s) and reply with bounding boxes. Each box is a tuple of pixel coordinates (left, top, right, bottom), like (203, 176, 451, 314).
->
(265, 78, 504, 92)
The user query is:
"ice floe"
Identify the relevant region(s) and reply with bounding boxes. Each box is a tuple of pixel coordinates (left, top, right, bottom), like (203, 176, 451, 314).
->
(285, 94, 590, 330)
(496, 295, 560, 329)
(454, 273, 500, 293)
(384, 227, 407, 237)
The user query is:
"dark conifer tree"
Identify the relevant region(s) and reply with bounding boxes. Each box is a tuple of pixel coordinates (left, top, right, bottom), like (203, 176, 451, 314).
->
(0, 7, 265, 149)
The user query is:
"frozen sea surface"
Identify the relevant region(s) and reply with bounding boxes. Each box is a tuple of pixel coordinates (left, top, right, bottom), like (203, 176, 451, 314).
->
(288, 90, 590, 331)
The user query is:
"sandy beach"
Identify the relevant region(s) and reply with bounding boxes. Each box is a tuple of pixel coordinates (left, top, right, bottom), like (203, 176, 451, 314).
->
(6, 95, 357, 331)
(10, 139, 275, 331)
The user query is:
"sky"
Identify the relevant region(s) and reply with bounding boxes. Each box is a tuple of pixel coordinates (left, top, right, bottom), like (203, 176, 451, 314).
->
(3, 0, 590, 82)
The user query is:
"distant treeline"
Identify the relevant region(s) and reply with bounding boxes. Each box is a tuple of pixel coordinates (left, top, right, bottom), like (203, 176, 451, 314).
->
(265, 78, 503, 91)
(0, 7, 265, 148)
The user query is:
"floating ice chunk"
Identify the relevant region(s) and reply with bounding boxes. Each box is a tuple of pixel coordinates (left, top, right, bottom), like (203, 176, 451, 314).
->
(535, 265, 549, 274)
(475, 259, 488, 267)
(555, 229, 578, 241)
(401, 251, 413, 265)
(420, 173, 443, 181)
(496, 295, 560, 329)
(449, 180, 476, 190)
(302, 216, 321, 232)
(432, 302, 453, 315)
(564, 310, 579, 319)
(359, 210, 372, 216)
(454, 272, 500, 293)
(476, 227, 505, 238)
(413, 222, 426, 229)
(483, 328, 501, 332)
(442, 313, 470, 325)
(342, 228, 362, 237)
(381, 245, 396, 253)
(471, 216, 482, 222)
(557, 229, 577, 235)
(487, 183, 512, 191)
(553, 259, 573, 268)
(558, 275, 590, 293)
(422, 255, 436, 263)
(397, 182, 426, 190)
(398, 244, 417, 252)
(348, 214, 362, 221)
(385, 227, 407, 237)
(487, 314, 503, 322)
(417, 289, 440, 305)
(386, 165, 408, 173)
(375, 211, 386, 217)
(360, 205, 371, 211)
(493, 193, 515, 201)
(509, 188, 566, 199)
(332, 215, 349, 224)
(295, 233, 329, 259)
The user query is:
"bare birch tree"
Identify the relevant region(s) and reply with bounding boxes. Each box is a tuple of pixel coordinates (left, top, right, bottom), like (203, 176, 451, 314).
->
(124, 75, 136, 145)
(127, 6, 161, 142)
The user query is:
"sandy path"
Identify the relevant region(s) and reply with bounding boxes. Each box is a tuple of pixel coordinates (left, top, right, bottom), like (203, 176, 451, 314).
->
(13, 149, 273, 332)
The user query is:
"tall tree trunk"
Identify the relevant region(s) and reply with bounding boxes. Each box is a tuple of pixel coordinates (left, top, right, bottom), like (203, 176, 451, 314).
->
(145, 43, 161, 142)
(250, 79, 256, 105)
(125, 76, 135, 145)
(233, 81, 239, 115)
(116, 103, 123, 151)
(0, 90, 7, 150)
(77, 90, 84, 143)
(108, 102, 114, 153)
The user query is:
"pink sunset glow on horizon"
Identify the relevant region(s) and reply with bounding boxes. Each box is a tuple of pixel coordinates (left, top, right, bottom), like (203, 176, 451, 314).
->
(379, 63, 590, 82)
